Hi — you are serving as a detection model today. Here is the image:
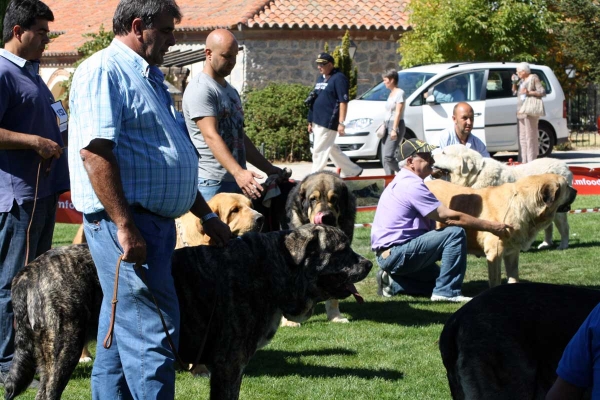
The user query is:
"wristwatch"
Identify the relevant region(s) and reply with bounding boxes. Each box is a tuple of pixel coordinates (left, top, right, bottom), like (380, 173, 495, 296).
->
(338, 121, 345, 127)
(200, 212, 218, 225)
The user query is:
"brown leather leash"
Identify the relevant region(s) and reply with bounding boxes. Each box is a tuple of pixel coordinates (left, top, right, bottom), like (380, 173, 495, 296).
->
(103, 254, 217, 375)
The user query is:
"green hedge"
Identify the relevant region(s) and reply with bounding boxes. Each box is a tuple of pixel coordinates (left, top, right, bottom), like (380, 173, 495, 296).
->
(244, 83, 313, 162)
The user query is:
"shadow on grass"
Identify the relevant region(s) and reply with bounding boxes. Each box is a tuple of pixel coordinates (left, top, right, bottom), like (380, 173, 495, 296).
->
(245, 347, 404, 381)
(336, 298, 454, 326)
(462, 280, 600, 295)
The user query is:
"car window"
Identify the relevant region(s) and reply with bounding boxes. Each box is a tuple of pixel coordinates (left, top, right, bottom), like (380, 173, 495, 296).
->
(422, 70, 485, 104)
(358, 72, 435, 101)
(486, 69, 514, 99)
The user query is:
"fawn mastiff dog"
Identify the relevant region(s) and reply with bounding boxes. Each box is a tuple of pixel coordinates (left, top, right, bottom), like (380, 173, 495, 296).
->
(284, 171, 358, 326)
(432, 144, 573, 250)
(426, 174, 576, 287)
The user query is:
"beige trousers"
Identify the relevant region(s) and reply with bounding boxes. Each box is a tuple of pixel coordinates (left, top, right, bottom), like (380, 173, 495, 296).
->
(311, 123, 362, 176)
(518, 116, 539, 163)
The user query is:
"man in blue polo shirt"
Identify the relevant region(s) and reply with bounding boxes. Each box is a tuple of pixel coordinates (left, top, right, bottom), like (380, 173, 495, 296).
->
(0, 0, 69, 385)
(437, 102, 490, 157)
(307, 52, 362, 177)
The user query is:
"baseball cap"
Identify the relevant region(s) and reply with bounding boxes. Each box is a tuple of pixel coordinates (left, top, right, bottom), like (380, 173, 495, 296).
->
(399, 138, 437, 160)
(315, 52, 334, 64)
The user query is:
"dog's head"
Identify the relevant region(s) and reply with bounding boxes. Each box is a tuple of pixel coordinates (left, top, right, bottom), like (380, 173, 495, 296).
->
(280, 224, 372, 323)
(177, 193, 264, 247)
(208, 193, 264, 236)
(287, 171, 356, 240)
(522, 174, 577, 216)
(431, 144, 485, 186)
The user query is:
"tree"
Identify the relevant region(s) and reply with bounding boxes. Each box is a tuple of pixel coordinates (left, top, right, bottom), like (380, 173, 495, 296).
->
(552, 0, 600, 86)
(59, 25, 114, 104)
(398, 0, 600, 87)
(325, 31, 359, 99)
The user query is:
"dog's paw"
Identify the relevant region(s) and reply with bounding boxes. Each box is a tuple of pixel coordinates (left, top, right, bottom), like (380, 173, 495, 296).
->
(79, 357, 93, 363)
(557, 242, 569, 250)
(329, 316, 350, 323)
(537, 241, 553, 250)
(190, 364, 211, 378)
(280, 318, 301, 328)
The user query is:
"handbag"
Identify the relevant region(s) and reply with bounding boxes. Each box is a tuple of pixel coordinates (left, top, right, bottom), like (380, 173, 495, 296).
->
(376, 122, 388, 139)
(519, 77, 545, 117)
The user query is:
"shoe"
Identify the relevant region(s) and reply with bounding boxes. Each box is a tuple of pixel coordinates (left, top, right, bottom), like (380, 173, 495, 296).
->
(376, 269, 393, 298)
(344, 168, 363, 178)
(430, 294, 472, 303)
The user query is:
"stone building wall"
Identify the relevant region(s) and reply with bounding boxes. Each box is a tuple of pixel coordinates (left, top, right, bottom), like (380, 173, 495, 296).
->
(242, 38, 401, 95)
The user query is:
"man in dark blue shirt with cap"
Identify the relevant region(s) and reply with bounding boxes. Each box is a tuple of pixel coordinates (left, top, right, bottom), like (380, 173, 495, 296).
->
(307, 52, 362, 177)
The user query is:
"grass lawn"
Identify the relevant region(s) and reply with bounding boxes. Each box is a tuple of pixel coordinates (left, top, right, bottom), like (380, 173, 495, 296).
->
(4, 195, 600, 399)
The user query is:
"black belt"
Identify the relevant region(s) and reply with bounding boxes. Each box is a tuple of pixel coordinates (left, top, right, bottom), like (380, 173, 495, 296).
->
(130, 205, 167, 219)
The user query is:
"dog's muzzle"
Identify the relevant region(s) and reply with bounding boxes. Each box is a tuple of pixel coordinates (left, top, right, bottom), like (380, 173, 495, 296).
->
(431, 167, 450, 180)
(557, 186, 578, 213)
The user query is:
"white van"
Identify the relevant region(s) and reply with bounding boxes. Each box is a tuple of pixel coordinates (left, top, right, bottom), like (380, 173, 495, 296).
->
(324, 62, 568, 165)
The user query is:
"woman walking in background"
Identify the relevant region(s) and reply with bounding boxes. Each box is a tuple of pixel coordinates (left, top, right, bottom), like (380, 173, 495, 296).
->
(381, 69, 406, 175)
(512, 62, 546, 163)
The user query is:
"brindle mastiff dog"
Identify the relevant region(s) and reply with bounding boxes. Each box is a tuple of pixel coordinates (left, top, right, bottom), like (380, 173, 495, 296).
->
(285, 171, 357, 325)
(440, 283, 599, 400)
(5, 225, 371, 400)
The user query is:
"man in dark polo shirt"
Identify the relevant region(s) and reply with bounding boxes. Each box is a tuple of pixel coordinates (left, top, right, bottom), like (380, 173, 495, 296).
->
(0, 0, 69, 384)
(307, 52, 362, 177)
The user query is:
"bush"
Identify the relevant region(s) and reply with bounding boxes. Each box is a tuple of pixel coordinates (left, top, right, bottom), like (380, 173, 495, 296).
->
(244, 83, 313, 162)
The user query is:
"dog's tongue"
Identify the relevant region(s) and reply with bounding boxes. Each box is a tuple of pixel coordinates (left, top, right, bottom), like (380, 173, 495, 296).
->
(346, 283, 364, 304)
(314, 212, 324, 225)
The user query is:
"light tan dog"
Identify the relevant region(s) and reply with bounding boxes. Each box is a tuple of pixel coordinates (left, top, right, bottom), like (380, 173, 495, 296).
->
(426, 174, 577, 287)
(75, 193, 264, 367)
(432, 144, 573, 249)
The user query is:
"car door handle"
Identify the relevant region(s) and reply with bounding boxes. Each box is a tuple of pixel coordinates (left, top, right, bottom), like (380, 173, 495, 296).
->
(474, 113, 482, 116)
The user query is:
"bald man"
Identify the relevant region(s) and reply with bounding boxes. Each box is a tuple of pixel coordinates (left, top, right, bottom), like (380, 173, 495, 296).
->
(437, 102, 490, 157)
(182, 29, 284, 201)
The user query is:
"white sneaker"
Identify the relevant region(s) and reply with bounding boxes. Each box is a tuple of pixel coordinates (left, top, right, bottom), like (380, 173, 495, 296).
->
(430, 294, 472, 303)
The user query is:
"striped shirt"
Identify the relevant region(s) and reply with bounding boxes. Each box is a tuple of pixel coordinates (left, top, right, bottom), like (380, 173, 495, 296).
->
(68, 40, 198, 218)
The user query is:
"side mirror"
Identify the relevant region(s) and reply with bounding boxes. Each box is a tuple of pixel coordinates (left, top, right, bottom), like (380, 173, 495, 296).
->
(426, 94, 436, 104)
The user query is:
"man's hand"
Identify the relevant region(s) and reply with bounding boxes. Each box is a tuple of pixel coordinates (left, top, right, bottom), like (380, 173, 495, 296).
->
(490, 222, 513, 239)
(202, 218, 232, 247)
(337, 125, 346, 136)
(307, 123, 312, 133)
(117, 223, 147, 265)
(34, 136, 63, 159)
(234, 169, 264, 200)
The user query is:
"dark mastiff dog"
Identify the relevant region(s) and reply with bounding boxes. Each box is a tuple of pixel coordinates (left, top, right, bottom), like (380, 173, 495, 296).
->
(285, 171, 357, 325)
(439, 283, 599, 400)
(5, 224, 371, 400)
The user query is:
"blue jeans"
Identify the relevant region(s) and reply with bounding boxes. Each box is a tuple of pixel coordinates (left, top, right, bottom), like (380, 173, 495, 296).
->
(197, 178, 242, 201)
(0, 195, 58, 371)
(377, 226, 467, 298)
(84, 209, 178, 400)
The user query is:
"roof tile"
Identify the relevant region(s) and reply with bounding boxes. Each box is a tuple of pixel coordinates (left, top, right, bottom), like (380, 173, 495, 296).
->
(43, 0, 409, 56)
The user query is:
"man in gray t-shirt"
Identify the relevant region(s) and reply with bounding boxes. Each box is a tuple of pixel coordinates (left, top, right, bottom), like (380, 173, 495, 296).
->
(183, 29, 283, 201)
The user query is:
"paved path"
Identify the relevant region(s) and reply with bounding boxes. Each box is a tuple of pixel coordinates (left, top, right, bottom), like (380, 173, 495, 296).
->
(250, 149, 600, 181)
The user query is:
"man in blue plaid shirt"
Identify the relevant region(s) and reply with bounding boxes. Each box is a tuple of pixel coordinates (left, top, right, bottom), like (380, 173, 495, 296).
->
(68, 1, 231, 398)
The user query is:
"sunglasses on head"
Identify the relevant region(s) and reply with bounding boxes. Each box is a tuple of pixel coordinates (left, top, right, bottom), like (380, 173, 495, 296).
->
(317, 62, 329, 66)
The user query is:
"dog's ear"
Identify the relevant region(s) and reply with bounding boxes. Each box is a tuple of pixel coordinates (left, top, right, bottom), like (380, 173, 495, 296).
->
(540, 181, 560, 208)
(461, 158, 473, 177)
(284, 225, 320, 265)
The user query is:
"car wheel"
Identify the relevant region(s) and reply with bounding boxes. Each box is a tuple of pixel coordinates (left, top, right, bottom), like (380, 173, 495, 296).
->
(538, 122, 556, 158)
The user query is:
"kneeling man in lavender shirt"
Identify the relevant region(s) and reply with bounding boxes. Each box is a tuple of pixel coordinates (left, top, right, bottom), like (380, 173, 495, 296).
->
(370, 139, 510, 302)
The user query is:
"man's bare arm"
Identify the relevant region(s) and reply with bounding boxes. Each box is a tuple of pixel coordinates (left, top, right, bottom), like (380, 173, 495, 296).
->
(0, 127, 62, 159)
(80, 139, 146, 264)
